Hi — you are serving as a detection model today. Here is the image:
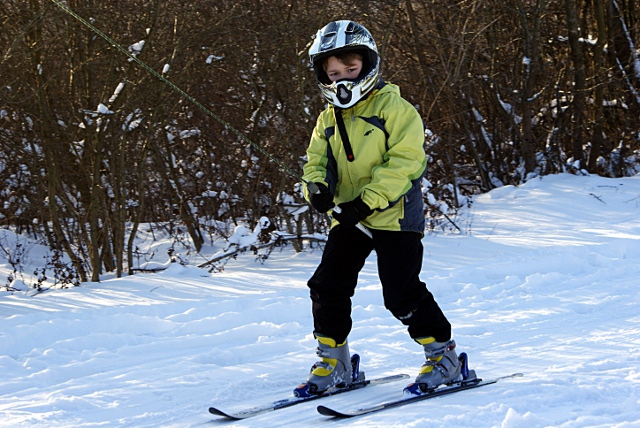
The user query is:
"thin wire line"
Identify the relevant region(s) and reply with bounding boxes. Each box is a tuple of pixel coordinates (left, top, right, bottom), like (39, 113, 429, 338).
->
(49, 0, 307, 184)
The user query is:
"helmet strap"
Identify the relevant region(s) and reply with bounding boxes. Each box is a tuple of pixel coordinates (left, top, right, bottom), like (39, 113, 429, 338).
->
(334, 108, 355, 162)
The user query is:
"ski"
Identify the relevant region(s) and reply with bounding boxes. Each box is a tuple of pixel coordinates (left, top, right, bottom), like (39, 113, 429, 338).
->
(208, 373, 409, 420)
(317, 372, 523, 418)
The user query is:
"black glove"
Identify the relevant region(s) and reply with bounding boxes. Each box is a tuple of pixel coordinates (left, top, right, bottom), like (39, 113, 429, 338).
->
(309, 182, 335, 213)
(333, 196, 373, 227)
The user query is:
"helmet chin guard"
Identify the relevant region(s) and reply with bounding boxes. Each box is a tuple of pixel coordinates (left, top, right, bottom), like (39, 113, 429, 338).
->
(336, 83, 353, 105)
(309, 20, 380, 108)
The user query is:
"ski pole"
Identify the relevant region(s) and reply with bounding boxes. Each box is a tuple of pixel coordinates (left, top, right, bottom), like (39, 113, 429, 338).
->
(49, 0, 304, 184)
(332, 206, 373, 239)
(50, 0, 372, 240)
(306, 182, 373, 239)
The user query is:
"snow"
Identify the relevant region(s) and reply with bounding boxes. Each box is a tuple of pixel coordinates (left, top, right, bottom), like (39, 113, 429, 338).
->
(96, 103, 114, 115)
(1, 173, 640, 427)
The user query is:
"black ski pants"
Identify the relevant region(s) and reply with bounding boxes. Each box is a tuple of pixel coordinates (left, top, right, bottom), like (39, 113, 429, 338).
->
(308, 226, 451, 345)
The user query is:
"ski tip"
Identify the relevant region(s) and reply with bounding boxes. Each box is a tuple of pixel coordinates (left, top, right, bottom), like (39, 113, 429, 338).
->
(497, 372, 524, 381)
(209, 407, 243, 419)
(208, 407, 223, 416)
(317, 405, 349, 418)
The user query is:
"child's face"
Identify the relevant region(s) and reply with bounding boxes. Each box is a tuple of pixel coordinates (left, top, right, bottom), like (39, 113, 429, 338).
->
(324, 56, 363, 83)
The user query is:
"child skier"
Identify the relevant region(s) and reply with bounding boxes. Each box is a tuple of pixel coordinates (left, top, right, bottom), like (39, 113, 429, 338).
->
(299, 20, 462, 395)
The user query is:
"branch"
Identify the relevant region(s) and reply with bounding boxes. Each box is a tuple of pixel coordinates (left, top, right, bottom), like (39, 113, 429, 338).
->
(197, 232, 327, 268)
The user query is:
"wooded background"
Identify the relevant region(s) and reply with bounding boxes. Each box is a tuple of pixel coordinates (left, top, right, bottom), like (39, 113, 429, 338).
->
(1, 0, 639, 282)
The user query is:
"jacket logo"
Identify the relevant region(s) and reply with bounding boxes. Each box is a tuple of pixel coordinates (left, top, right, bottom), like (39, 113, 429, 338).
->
(364, 129, 375, 136)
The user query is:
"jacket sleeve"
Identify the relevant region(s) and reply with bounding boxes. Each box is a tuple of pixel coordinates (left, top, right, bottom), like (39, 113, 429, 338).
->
(361, 96, 426, 210)
(302, 112, 338, 201)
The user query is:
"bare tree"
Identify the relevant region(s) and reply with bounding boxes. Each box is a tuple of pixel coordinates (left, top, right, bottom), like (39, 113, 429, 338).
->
(1, 0, 640, 283)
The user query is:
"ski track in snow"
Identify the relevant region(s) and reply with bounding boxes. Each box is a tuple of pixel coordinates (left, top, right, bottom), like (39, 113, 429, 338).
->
(1, 173, 640, 427)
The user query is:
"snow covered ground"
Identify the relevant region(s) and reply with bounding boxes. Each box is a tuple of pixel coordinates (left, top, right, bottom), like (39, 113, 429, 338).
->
(1, 173, 640, 427)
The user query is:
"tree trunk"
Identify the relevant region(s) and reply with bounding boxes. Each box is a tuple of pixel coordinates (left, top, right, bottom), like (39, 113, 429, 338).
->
(589, 0, 607, 173)
(565, 0, 587, 168)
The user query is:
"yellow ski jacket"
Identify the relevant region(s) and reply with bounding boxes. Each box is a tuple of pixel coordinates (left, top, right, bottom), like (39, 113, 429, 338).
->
(303, 82, 426, 233)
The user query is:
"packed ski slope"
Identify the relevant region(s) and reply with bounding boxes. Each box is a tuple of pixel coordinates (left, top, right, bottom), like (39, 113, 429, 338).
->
(1, 173, 639, 427)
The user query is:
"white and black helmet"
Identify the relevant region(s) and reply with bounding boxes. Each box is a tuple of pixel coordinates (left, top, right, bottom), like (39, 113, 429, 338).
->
(309, 20, 381, 108)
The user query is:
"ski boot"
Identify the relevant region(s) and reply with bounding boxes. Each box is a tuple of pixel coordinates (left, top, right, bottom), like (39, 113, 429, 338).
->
(293, 336, 363, 397)
(403, 338, 464, 395)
